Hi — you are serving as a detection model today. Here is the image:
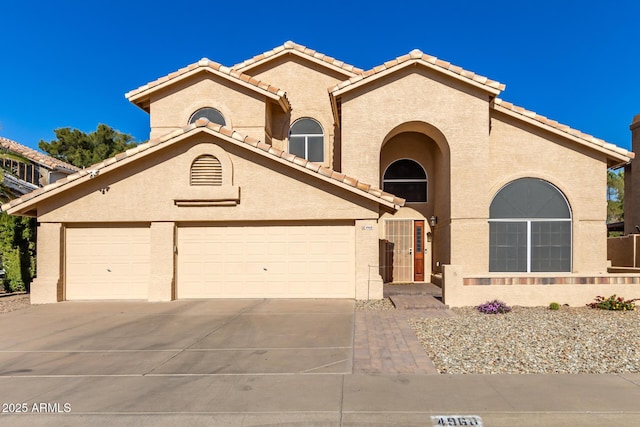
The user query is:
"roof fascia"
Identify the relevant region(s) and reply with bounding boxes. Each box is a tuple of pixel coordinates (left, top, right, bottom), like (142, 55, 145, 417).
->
(126, 66, 290, 113)
(234, 49, 361, 78)
(331, 59, 503, 99)
(4, 125, 400, 215)
(492, 104, 633, 167)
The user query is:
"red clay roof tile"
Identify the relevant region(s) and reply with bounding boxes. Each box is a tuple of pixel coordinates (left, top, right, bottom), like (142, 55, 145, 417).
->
(0, 136, 79, 172)
(232, 40, 364, 76)
(4, 120, 405, 213)
(493, 98, 633, 161)
(330, 49, 506, 96)
(125, 58, 290, 112)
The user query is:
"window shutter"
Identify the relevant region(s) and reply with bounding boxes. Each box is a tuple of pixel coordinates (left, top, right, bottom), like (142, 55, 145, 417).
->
(190, 155, 222, 186)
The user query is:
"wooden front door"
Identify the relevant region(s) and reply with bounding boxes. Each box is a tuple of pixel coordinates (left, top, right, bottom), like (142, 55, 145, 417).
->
(413, 220, 425, 281)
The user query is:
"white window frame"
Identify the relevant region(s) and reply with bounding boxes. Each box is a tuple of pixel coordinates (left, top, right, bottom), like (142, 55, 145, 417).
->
(488, 217, 573, 273)
(288, 118, 324, 162)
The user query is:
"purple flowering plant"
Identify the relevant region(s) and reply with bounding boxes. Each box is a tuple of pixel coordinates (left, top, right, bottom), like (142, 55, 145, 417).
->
(476, 299, 512, 314)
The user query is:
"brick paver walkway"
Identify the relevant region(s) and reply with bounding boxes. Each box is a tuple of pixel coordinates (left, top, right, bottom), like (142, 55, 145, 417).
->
(353, 309, 455, 374)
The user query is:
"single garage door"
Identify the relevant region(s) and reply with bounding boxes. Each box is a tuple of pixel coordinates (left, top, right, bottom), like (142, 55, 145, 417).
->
(65, 226, 151, 300)
(177, 224, 355, 298)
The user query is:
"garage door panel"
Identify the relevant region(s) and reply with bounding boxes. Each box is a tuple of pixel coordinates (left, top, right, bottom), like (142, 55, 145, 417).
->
(65, 227, 150, 300)
(177, 224, 354, 298)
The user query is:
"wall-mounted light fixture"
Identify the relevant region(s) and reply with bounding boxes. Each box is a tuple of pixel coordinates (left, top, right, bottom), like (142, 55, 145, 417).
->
(429, 215, 438, 227)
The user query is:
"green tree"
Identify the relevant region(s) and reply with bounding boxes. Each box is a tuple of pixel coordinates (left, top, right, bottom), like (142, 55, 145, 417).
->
(0, 212, 36, 292)
(39, 124, 138, 168)
(607, 169, 624, 223)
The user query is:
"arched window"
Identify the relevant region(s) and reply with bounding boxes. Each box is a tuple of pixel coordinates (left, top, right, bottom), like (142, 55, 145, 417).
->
(190, 155, 222, 186)
(489, 178, 571, 272)
(189, 107, 226, 126)
(382, 159, 427, 202)
(289, 118, 324, 162)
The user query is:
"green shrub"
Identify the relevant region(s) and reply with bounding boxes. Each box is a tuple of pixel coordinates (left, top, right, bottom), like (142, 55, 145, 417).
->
(586, 295, 637, 311)
(549, 302, 560, 311)
(0, 212, 36, 292)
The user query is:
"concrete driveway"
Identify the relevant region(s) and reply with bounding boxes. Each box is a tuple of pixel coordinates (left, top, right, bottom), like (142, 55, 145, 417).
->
(0, 299, 354, 377)
(3, 299, 640, 426)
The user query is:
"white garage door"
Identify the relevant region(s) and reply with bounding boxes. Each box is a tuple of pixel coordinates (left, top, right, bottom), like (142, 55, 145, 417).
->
(177, 224, 355, 298)
(65, 227, 150, 300)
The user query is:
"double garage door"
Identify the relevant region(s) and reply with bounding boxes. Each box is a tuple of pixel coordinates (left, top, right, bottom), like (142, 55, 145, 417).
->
(65, 224, 354, 300)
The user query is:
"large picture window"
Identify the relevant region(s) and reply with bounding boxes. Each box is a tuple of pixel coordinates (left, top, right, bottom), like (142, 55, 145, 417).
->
(289, 118, 324, 162)
(489, 178, 571, 272)
(383, 159, 427, 203)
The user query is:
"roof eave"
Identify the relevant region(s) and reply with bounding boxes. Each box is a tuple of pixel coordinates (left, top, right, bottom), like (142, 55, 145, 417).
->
(125, 67, 290, 113)
(492, 104, 633, 166)
(235, 49, 361, 78)
(4, 124, 401, 215)
(331, 59, 504, 99)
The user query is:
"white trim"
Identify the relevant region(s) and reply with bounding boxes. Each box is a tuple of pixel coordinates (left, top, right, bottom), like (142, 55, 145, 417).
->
(288, 118, 324, 162)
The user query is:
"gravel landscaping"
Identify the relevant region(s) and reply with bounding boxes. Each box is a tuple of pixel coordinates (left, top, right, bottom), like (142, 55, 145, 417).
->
(0, 294, 30, 314)
(355, 298, 395, 311)
(410, 306, 640, 374)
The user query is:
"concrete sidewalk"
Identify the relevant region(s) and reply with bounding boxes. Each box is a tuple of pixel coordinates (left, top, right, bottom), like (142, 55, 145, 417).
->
(1, 300, 639, 426)
(1, 373, 639, 426)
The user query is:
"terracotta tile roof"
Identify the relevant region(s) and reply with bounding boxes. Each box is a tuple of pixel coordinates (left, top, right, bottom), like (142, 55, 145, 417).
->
(330, 49, 505, 96)
(0, 136, 79, 172)
(125, 58, 291, 112)
(233, 41, 364, 76)
(2, 120, 404, 213)
(493, 98, 634, 163)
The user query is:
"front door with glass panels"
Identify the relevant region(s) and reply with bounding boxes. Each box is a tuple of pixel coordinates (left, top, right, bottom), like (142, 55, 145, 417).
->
(413, 220, 425, 281)
(384, 219, 428, 282)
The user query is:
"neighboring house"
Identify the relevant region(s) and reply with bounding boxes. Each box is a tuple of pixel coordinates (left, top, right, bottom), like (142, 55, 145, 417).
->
(1, 136, 79, 197)
(3, 41, 639, 306)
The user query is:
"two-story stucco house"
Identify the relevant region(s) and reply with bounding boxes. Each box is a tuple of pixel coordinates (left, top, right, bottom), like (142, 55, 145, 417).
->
(4, 41, 638, 306)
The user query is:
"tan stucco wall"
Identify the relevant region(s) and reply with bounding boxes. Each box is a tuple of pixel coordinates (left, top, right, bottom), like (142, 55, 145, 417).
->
(30, 222, 64, 304)
(148, 75, 267, 142)
(443, 265, 640, 307)
(339, 68, 486, 270)
(247, 56, 351, 169)
(30, 134, 385, 302)
(339, 67, 488, 189)
(355, 219, 383, 299)
(37, 137, 379, 223)
(488, 111, 609, 274)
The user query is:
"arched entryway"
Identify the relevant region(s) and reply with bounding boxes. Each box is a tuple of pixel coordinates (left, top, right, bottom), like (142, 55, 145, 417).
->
(378, 122, 450, 283)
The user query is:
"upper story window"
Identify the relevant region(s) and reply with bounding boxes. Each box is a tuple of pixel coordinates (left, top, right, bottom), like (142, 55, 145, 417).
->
(289, 118, 324, 162)
(382, 159, 427, 202)
(489, 178, 571, 273)
(1, 157, 39, 185)
(189, 107, 226, 126)
(190, 155, 222, 186)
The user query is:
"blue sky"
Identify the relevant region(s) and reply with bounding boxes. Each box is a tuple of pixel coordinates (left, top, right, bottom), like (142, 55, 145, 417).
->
(1, 0, 638, 153)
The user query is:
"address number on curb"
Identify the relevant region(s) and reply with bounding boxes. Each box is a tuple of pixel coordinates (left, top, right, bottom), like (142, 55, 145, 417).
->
(431, 415, 483, 426)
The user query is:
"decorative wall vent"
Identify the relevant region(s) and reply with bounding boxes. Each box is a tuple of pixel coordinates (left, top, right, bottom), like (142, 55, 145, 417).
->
(190, 155, 222, 186)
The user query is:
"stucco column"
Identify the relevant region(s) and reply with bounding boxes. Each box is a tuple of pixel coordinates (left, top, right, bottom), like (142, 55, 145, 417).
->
(355, 219, 383, 299)
(148, 222, 175, 301)
(441, 264, 463, 307)
(30, 222, 64, 304)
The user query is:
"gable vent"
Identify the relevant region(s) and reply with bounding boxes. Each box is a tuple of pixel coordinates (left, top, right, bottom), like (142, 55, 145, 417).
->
(190, 155, 222, 186)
